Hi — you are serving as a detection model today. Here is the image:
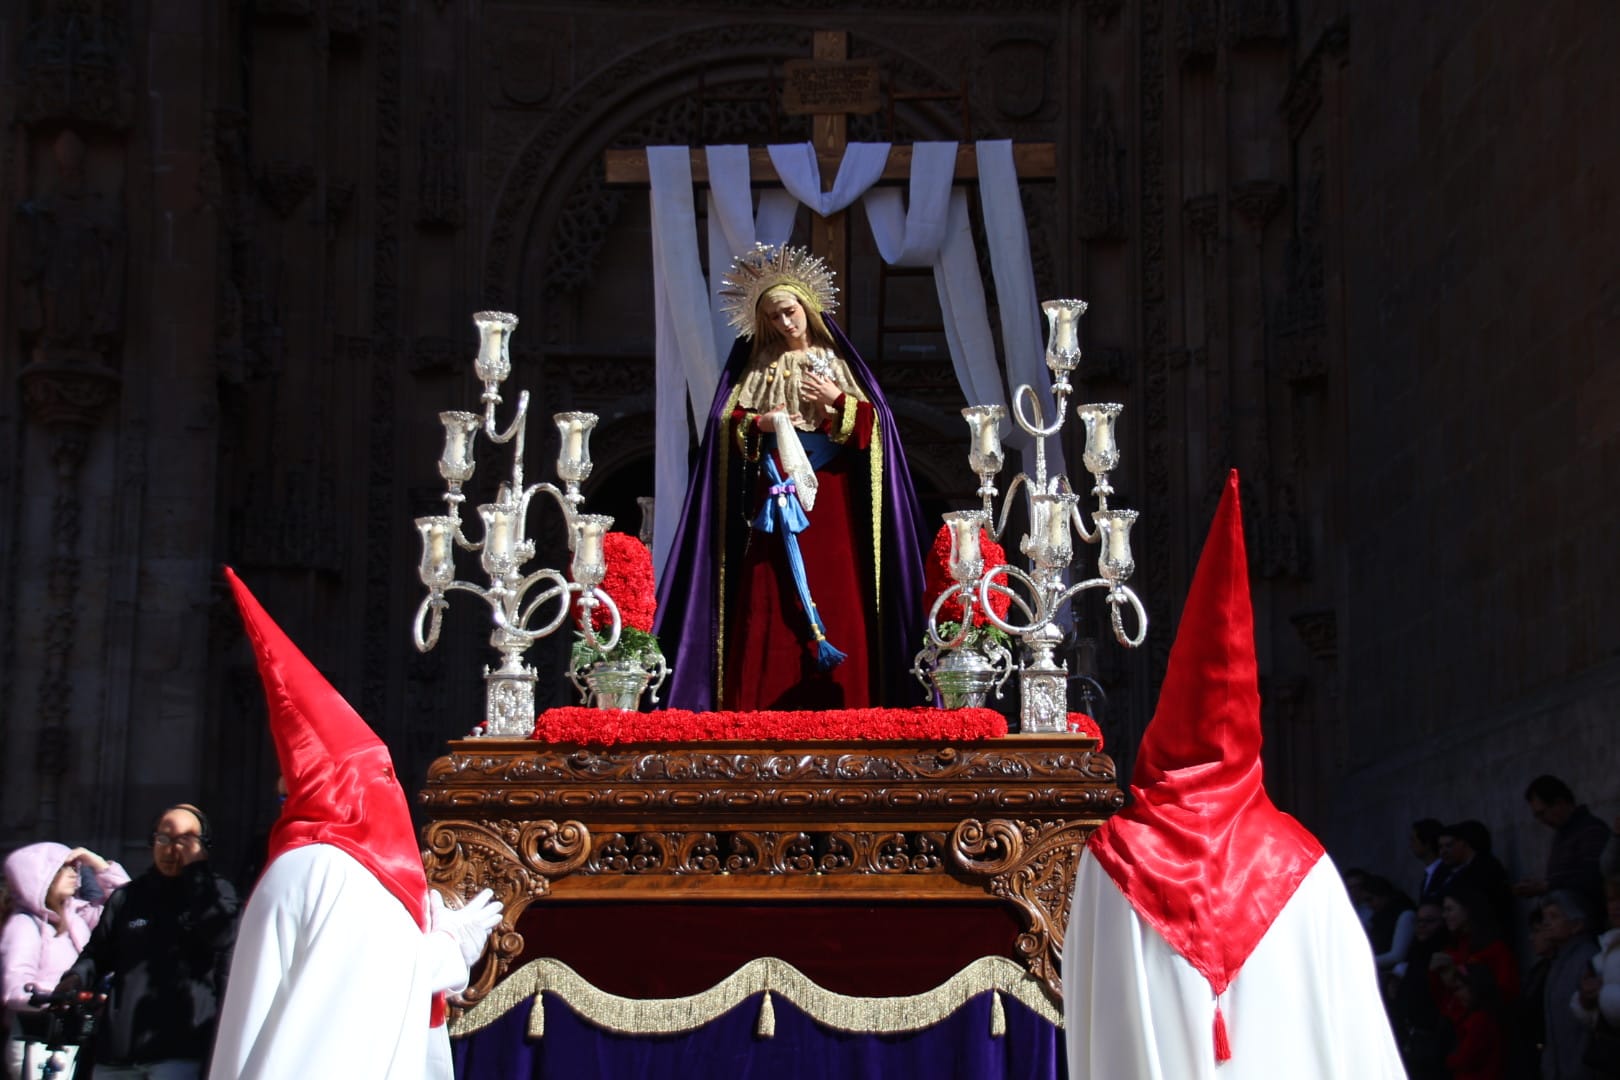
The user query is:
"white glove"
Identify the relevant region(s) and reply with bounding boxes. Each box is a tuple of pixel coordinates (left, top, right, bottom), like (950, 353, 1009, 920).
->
(429, 888, 503, 968)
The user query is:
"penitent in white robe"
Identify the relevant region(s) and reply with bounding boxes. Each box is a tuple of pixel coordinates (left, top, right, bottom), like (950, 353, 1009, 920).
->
(1062, 853, 1405, 1080)
(209, 845, 467, 1080)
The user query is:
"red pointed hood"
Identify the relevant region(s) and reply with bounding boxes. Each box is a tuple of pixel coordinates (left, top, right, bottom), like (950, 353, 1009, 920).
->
(225, 567, 429, 931)
(1086, 471, 1322, 997)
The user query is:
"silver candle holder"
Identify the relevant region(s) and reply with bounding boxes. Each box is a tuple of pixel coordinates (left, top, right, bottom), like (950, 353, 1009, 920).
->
(917, 298, 1149, 734)
(411, 310, 622, 737)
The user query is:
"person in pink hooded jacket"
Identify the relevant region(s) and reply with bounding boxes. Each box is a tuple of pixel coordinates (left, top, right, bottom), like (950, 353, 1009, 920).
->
(1, 842, 128, 1079)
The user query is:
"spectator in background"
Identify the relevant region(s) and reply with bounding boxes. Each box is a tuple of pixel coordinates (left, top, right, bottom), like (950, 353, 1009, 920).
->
(1571, 878, 1620, 1075)
(1343, 866, 1376, 934)
(1516, 907, 1558, 1080)
(1365, 875, 1418, 976)
(1413, 818, 1447, 903)
(1447, 963, 1508, 1080)
(1600, 816, 1619, 891)
(59, 804, 239, 1079)
(1536, 891, 1599, 1079)
(2, 843, 127, 1080)
(1515, 776, 1612, 919)
(1438, 821, 1518, 935)
(1393, 901, 1453, 1080)
(1436, 886, 1520, 1020)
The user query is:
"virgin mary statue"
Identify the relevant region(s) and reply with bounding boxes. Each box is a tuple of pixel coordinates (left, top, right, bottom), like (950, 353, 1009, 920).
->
(655, 244, 926, 711)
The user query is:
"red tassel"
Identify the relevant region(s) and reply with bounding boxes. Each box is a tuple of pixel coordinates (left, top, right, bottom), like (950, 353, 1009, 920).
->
(1212, 1003, 1232, 1063)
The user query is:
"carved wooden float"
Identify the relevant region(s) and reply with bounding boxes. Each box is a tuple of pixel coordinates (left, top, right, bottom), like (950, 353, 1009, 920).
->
(420, 733, 1122, 1011)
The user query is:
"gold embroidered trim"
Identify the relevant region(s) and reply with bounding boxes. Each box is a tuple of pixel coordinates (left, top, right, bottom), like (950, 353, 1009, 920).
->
(831, 393, 859, 445)
(449, 955, 1063, 1039)
(715, 383, 745, 702)
(870, 408, 883, 635)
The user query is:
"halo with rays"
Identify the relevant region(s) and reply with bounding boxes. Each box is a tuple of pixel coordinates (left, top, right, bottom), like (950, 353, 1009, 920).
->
(717, 243, 839, 339)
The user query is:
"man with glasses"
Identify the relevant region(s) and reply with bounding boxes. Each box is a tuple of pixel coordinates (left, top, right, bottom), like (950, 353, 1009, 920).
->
(57, 804, 240, 1079)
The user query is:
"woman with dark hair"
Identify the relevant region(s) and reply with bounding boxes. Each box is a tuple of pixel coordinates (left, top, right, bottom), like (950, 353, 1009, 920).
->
(1433, 886, 1519, 1034)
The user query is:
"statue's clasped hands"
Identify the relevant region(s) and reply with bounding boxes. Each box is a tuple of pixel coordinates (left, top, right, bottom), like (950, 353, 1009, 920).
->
(799, 372, 840, 409)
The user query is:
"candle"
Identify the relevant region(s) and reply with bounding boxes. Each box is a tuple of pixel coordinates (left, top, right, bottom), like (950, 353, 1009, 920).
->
(978, 419, 999, 460)
(1080, 403, 1123, 476)
(555, 412, 599, 483)
(472, 311, 518, 383)
(1042, 299, 1088, 372)
(944, 511, 986, 583)
(570, 514, 613, 587)
(1047, 498, 1072, 550)
(487, 509, 514, 560)
(1108, 517, 1131, 562)
(438, 411, 480, 483)
(1027, 500, 1049, 556)
(415, 516, 455, 588)
(566, 425, 583, 465)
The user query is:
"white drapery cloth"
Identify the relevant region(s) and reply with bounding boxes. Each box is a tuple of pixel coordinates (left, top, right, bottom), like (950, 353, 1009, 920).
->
(1062, 852, 1406, 1080)
(648, 140, 1051, 575)
(862, 142, 1009, 422)
(977, 140, 1064, 477)
(649, 147, 722, 578)
(210, 845, 466, 1080)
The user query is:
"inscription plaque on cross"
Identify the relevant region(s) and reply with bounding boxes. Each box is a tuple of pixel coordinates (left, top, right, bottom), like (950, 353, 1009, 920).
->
(603, 30, 1058, 291)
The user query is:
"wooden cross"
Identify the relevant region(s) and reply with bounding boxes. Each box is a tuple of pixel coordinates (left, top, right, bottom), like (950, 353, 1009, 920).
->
(604, 31, 1057, 291)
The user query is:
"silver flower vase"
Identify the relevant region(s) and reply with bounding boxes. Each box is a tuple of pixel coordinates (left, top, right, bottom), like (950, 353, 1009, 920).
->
(571, 654, 668, 711)
(912, 639, 1014, 710)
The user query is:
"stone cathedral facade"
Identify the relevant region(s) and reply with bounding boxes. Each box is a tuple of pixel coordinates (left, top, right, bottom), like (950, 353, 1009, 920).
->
(0, 0, 1613, 885)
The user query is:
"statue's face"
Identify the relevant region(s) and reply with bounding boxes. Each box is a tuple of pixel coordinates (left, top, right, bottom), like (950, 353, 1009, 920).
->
(759, 292, 808, 350)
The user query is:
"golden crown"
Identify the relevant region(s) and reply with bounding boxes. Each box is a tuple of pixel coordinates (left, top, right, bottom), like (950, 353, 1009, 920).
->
(718, 243, 839, 339)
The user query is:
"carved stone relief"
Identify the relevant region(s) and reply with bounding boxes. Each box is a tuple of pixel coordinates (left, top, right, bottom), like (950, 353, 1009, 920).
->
(1177, 0, 1218, 63)
(985, 37, 1049, 120)
(1077, 89, 1127, 241)
(14, 131, 125, 362)
(256, 161, 316, 220)
(1223, 0, 1289, 46)
(1278, 147, 1328, 384)
(417, 69, 463, 227)
(17, 3, 135, 131)
(363, 1, 403, 726)
(1139, 0, 1173, 692)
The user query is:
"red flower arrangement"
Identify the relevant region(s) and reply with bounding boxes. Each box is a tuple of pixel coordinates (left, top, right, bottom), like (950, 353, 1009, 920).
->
(531, 706, 1009, 745)
(922, 524, 1013, 626)
(575, 531, 657, 633)
(1066, 712, 1103, 748)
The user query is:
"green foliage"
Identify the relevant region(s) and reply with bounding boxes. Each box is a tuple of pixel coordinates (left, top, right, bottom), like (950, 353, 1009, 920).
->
(572, 626, 664, 670)
(923, 620, 1013, 653)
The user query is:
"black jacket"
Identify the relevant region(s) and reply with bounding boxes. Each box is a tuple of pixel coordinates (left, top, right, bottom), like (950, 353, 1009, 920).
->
(62, 861, 239, 1065)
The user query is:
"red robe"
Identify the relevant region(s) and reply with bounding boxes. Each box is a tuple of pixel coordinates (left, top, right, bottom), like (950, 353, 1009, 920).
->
(723, 396, 878, 709)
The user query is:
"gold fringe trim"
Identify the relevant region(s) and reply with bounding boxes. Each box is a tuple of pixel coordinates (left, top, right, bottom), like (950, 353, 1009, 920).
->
(757, 989, 776, 1037)
(451, 955, 1062, 1040)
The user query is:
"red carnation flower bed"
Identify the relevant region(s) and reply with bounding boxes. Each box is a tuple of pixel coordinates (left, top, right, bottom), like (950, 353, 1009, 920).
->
(531, 706, 1009, 745)
(922, 524, 1013, 626)
(1067, 712, 1103, 748)
(574, 531, 657, 633)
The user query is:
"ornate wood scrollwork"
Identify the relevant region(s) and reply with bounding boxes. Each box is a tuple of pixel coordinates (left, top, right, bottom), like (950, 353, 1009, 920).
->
(423, 818, 591, 1006)
(421, 739, 1119, 1002)
(950, 818, 1096, 1000)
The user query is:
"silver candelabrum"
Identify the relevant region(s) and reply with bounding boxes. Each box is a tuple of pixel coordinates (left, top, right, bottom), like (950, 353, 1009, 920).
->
(412, 311, 622, 738)
(917, 299, 1148, 734)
